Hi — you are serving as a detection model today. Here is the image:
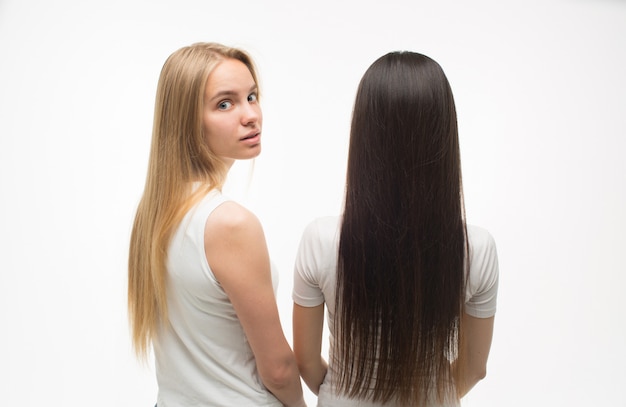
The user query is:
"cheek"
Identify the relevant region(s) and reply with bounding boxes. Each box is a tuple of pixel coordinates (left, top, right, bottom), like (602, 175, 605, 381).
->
(202, 113, 221, 138)
(201, 113, 210, 135)
(201, 118, 216, 148)
(202, 118, 229, 150)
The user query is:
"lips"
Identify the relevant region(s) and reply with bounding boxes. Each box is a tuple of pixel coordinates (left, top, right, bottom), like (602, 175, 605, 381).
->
(240, 131, 261, 141)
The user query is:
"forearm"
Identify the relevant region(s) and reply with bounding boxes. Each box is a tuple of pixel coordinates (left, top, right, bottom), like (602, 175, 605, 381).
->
(292, 303, 326, 395)
(455, 314, 493, 398)
(299, 356, 328, 395)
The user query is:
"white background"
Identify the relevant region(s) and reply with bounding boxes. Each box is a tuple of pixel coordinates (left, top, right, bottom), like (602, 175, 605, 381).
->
(1, 0, 625, 405)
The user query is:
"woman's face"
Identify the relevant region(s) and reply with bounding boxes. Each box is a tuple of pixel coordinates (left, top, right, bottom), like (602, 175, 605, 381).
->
(202, 58, 262, 167)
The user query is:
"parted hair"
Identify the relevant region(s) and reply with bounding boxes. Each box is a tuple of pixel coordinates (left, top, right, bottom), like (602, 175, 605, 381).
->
(128, 42, 259, 359)
(336, 51, 468, 405)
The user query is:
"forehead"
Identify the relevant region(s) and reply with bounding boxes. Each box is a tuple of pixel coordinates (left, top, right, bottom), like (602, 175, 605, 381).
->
(204, 58, 256, 99)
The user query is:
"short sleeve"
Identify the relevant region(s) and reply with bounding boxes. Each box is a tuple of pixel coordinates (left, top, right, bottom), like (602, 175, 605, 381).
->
(292, 220, 327, 307)
(464, 226, 499, 318)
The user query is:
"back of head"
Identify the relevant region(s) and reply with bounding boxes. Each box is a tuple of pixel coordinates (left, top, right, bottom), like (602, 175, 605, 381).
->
(347, 51, 459, 204)
(336, 51, 467, 405)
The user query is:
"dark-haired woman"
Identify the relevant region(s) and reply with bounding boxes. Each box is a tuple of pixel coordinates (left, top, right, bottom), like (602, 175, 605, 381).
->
(292, 51, 499, 407)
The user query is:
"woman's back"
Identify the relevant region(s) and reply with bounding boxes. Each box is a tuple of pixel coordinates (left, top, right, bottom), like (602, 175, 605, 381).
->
(294, 50, 497, 406)
(155, 190, 282, 406)
(293, 217, 498, 406)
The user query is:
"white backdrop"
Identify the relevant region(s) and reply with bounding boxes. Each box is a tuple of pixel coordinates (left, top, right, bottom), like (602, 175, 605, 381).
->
(1, 0, 625, 405)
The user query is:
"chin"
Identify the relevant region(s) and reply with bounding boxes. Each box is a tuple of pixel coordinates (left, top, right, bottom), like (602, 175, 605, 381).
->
(248, 145, 262, 158)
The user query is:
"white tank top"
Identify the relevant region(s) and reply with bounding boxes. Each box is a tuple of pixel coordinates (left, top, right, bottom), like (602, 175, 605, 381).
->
(153, 189, 281, 407)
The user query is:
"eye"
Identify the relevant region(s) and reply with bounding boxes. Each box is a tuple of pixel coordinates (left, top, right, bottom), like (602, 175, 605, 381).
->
(247, 93, 258, 103)
(218, 100, 232, 110)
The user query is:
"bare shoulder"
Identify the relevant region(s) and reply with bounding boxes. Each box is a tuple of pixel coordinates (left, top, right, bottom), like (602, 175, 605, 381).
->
(203, 200, 268, 275)
(205, 200, 263, 238)
(203, 200, 271, 288)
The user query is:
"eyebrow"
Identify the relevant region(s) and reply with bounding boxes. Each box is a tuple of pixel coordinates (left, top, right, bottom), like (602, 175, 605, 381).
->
(207, 84, 258, 103)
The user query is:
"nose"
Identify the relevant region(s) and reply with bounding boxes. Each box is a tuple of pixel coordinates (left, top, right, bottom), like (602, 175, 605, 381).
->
(241, 103, 261, 126)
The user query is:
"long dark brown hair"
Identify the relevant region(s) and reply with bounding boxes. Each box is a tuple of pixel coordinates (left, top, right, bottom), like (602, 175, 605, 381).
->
(336, 51, 468, 405)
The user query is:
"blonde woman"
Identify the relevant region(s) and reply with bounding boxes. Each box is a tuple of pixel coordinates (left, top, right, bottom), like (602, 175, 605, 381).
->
(128, 42, 306, 407)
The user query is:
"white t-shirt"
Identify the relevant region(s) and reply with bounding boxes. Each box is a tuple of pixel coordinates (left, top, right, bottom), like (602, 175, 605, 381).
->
(153, 190, 282, 407)
(292, 216, 499, 407)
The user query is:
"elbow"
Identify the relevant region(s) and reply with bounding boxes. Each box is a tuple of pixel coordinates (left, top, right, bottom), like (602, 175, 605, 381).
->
(472, 366, 487, 383)
(295, 356, 326, 395)
(295, 361, 314, 385)
(457, 366, 487, 398)
(261, 358, 300, 391)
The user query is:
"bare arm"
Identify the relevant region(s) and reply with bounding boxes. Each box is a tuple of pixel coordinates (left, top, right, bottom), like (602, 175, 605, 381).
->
(293, 303, 328, 395)
(205, 202, 306, 407)
(455, 313, 495, 398)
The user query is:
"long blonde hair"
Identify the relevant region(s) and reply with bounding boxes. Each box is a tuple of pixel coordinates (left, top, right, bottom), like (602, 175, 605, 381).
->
(128, 42, 260, 359)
